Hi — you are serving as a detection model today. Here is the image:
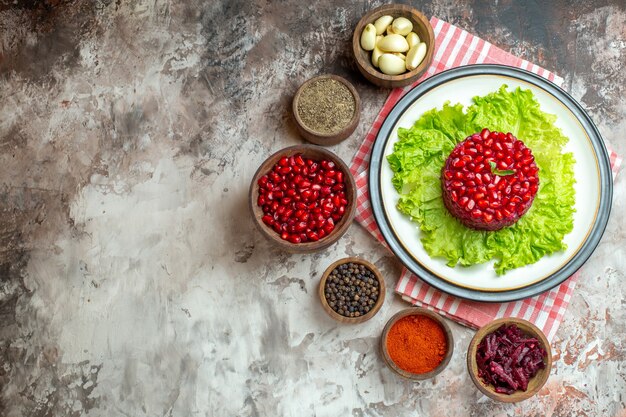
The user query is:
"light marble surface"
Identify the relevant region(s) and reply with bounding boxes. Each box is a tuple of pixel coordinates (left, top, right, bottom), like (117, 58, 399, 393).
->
(0, 1, 624, 416)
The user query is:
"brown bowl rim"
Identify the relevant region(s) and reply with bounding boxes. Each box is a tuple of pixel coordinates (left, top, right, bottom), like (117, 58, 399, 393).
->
(318, 257, 386, 324)
(249, 144, 357, 253)
(380, 307, 454, 380)
(352, 4, 436, 88)
(466, 317, 553, 403)
(292, 74, 361, 146)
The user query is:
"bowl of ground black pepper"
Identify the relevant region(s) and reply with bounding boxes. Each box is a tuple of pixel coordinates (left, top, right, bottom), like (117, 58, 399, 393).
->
(381, 308, 454, 380)
(318, 257, 385, 323)
(293, 75, 361, 146)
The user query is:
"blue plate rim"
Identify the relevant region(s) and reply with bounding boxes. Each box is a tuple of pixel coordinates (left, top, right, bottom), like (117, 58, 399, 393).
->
(368, 64, 613, 303)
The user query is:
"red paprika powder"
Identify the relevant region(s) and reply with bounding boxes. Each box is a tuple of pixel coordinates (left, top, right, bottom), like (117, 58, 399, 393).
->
(386, 314, 447, 374)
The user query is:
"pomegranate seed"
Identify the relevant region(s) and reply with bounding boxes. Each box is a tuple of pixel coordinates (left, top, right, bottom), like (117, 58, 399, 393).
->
(466, 199, 475, 210)
(480, 128, 490, 140)
(452, 158, 464, 168)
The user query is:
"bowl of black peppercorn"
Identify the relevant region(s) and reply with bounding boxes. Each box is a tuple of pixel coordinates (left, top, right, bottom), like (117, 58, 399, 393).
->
(318, 257, 386, 323)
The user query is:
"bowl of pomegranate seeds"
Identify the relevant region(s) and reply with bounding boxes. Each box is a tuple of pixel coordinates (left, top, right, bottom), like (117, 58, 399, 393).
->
(249, 145, 357, 252)
(467, 317, 552, 403)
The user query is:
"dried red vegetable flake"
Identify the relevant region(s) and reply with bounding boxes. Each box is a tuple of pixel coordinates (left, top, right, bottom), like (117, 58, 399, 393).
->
(476, 324, 547, 394)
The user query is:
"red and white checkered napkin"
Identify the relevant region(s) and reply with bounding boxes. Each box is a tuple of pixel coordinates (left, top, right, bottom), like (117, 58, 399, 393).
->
(350, 17, 623, 341)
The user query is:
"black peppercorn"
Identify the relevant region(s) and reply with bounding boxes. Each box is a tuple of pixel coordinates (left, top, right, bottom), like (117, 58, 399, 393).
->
(324, 261, 381, 318)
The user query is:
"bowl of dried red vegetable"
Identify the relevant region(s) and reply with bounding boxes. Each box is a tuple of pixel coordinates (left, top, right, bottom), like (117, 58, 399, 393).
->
(249, 144, 357, 253)
(467, 317, 552, 403)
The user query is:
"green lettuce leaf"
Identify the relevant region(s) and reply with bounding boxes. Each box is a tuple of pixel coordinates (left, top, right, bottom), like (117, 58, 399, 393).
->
(387, 85, 576, 275)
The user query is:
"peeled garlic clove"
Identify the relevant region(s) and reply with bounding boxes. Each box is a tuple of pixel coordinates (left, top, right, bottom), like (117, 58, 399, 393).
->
(386, 25, 395, 35)
(378, 53, 407, 75)
(377, 34, 409, 53)
(393, 52, 406, 60)
(406, 42, 427, 71)
(373, 15, 393, 35)
(406, 32, 420, 49)
(391, 17, 413, 36)
(371, 45, 384, 67)
(360, 23, 377, 51)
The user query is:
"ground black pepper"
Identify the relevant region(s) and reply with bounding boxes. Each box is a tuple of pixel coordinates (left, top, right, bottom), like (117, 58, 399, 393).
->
(297, 78, 355, 134)
(324, 262, 379, 318)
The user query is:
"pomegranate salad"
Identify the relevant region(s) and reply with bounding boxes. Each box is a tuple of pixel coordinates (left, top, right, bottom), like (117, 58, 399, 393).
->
(441, 129, 539, 231)
(387, 86, 575, 274)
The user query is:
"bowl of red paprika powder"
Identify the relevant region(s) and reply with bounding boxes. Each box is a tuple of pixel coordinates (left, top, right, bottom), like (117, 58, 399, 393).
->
(381, 308, 454, 380)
